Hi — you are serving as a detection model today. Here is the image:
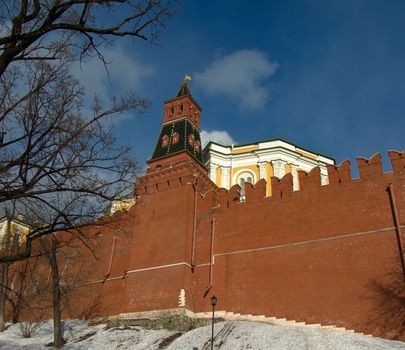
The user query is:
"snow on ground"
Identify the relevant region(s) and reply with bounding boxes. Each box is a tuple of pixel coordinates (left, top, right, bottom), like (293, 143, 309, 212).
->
(0, 320, 405, 350)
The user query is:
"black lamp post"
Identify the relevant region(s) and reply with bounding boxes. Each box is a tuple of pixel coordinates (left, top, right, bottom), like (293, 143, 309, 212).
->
(0, 128, 6, 146)
(210, 295, 217, 350)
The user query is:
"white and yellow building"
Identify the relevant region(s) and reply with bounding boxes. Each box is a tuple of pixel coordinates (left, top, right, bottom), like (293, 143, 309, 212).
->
(109, 197, 135, 214)
(0, 215, 30, 247)
(203, 139, 335, 195)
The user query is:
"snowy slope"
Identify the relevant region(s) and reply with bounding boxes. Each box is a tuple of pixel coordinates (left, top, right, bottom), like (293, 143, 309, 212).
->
(0, 320, 404, 350)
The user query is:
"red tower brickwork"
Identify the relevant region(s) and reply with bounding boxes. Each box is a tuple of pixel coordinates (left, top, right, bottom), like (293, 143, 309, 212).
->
(7, 81, 405, 340)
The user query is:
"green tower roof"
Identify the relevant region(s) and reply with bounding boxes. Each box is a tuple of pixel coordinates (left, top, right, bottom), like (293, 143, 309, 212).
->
(176, 80, 191, 97)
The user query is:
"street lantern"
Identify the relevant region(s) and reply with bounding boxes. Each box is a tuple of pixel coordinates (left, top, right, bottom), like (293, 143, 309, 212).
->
(210, 295, 217, 350)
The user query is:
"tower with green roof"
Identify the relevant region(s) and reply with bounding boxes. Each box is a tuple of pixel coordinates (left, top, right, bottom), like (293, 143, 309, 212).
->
(147, 76, 206, 173)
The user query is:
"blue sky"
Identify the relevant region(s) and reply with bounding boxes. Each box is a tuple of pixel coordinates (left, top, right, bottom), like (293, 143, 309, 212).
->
(76, 0, 405, 174)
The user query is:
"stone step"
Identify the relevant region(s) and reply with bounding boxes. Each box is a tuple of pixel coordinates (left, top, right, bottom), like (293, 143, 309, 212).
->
(221, 311, 364, 337)
(215, 310, 227, 318)
(113, 308, 369, 338)
(305, 323, 322, 328)
(320, 325, 338, 330)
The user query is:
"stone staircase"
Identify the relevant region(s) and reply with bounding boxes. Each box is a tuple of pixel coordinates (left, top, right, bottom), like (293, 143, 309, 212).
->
(102, 308, 373, 337)
(186, 309, 372, 337)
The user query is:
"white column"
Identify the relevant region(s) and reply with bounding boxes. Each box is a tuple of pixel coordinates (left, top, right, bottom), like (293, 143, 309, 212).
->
(320, 166, 328, 186)
(271, 160, 286, 179)
(290, 164, 299, 191)
(221, 166, 231, 189)
(209, 163, 218, 183)
(258, 161, 267, 180)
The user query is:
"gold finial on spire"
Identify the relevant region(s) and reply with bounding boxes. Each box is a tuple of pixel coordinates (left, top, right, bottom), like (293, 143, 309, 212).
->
(184, 74, 192, 82)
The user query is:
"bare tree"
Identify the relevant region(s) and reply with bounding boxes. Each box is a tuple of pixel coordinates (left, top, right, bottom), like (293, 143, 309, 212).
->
(0, 0, 179, 76)
(7, 260, 29, 324)
(0, 3, 180, 342)
(0, 57, 145, 263)
(0, 0, 181, 264)
(39, 237, 63, 347)
(4, 231, 99, 345)
(39, 232, 102, 347)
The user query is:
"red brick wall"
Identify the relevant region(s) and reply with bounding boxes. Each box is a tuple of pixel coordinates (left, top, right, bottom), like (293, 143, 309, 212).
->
(186, 151, 405, 338)
(7, 151, 405, 339)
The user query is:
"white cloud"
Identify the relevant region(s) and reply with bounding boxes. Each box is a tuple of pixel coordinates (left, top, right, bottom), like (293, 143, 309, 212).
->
(194, 49, 279, 109)
(201, 130, 236, 147)
(71, 44, 156, 113)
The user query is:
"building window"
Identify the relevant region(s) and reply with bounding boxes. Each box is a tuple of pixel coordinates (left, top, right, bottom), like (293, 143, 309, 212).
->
(237, 172, 254, 186)
(236, 172, 255, 202)
(239, 178, 246, 202)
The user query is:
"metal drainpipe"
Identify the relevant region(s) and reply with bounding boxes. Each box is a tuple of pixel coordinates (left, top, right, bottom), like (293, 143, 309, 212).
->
(209, 217, 216, 286)
(103, 235, 118, 282)
(387, 183, 405, 283)
(191, 181, 198, 270)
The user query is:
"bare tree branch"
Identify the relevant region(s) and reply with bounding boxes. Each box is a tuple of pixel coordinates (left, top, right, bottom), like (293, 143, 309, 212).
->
(0, 0, 180, 76)
(0, 0, 177, 263)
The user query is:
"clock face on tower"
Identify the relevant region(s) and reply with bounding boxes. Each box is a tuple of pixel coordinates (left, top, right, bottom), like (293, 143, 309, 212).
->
(162, 135, 169, 147)
(188, 133, 195, 146)
(150, 118, 204, 165)
(194, 140, 201, 153)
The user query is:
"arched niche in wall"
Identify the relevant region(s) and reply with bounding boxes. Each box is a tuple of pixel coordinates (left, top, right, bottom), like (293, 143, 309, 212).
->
(232, 169, 257, 187)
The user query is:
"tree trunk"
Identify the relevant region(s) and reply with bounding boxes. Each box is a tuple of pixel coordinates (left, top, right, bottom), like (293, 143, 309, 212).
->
(49, 239, 63, 347)
(0, 263, 9, 331)
(10, 262, 28, 324)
